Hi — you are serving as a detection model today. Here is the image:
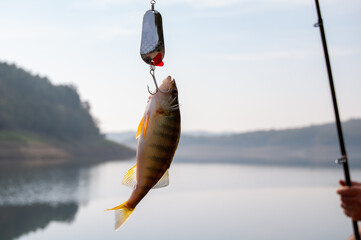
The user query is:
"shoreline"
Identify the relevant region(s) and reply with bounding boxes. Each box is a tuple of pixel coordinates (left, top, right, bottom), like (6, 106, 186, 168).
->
(0, 138, 136, 167)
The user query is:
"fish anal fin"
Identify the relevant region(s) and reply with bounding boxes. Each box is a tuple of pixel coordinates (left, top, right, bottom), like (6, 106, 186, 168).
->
(136, 117, 144, 139)
(152, 169, 169, 189)
(121, 165, 137, 189)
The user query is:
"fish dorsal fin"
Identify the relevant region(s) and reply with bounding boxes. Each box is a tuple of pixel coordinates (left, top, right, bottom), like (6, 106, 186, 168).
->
(121, 165, 137, 189)
(152, 169, 169, 189)
(136, 117, 144, 139)
(143, 115, 150, 138)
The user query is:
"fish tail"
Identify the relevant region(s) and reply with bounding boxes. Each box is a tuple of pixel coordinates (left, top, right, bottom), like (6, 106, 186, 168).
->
(105, 201, 135, 230)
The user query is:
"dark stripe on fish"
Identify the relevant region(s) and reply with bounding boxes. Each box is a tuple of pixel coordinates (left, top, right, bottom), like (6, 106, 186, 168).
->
(149, 155, 170, 163)
(154, 131, 179, 140)
(149, 143, 172, 153)
(146, 166, 163, 172)
(138, 185, 152, 190)
(145, 175, 157, 181)
(165, 115, 180, 123)
(160, 123, 180, 133)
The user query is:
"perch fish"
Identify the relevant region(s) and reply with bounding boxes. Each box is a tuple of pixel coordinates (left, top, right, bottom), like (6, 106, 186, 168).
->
(106, 76, 181, 230)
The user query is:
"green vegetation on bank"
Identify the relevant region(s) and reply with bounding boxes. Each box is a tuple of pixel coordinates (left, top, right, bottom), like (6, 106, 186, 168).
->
(0, 131, 36, 142)
(0, 61, 135, 163)
(0, 62, 99, 139)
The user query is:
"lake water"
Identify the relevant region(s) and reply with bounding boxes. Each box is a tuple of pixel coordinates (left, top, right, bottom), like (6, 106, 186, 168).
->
(0, 159, 360, 240)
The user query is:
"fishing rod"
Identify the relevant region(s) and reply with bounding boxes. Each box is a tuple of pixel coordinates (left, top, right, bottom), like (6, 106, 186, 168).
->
(313, 0, 360, 239)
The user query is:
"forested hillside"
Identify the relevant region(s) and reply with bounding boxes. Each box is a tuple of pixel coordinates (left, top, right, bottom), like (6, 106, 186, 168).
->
(177, 119, 361, 166)
(0, 61, 135, 163)
(0, 62, 99, 139)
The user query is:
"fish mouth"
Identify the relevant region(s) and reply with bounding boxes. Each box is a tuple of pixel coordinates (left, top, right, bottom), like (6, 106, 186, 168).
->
(159, 76, 175, 92)
(162, 76, 172, 85)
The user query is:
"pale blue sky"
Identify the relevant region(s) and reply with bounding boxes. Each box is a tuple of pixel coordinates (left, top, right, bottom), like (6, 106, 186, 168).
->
(0, 0, 360, 133)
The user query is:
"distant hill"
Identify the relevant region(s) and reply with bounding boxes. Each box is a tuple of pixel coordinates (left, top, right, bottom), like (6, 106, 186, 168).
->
(0, 62, 99, 139)
(0, 61, 135, 163)
(107, 119, 361, 167)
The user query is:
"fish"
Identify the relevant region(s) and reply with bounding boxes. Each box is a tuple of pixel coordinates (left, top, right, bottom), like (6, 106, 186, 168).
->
(106, 76, 181, 230)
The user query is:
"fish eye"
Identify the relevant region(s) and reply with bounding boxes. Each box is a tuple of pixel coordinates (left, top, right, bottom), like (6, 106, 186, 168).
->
(172, 89, 178, 95)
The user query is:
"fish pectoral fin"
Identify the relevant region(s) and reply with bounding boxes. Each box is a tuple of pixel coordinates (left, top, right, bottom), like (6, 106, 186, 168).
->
(105, 201, 135, 230)
(143, 114, 150, 137)
(136, 114, 150, 139)
(136, 117, 144, 139)
(121, 165, 137, 189)
(152, 169, 169, 189)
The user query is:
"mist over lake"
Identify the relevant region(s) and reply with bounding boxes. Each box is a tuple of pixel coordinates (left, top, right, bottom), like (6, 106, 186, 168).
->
(108, 119, 361, 167)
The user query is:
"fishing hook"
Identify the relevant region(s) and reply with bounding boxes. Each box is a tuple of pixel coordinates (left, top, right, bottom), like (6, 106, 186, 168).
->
(148, 65, 159, 95)
(147, 64, 170, 95)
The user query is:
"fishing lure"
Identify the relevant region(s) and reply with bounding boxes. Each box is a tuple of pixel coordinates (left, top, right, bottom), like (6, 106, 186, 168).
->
(140, 0, 167, 95)
(140, 1, 165, 67)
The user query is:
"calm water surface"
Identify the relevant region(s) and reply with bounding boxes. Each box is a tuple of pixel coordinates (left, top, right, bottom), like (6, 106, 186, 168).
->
(0, 159, 360, 240)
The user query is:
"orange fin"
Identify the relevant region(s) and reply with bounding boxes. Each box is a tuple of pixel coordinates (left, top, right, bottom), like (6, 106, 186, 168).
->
(105, 201, 135, 230)
(121, 165, 137, 189)
(136, 116, 144, 139)
(143, 115, 150, 137)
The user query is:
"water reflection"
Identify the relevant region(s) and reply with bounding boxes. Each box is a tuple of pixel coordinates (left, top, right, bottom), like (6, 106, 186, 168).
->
(0, 163, 94, 240)
(0, 203, 78, 240)
(0, 164, 91, 206)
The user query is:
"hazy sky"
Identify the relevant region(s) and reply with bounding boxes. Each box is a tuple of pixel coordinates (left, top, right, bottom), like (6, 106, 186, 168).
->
(0, 0, 360, 133)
